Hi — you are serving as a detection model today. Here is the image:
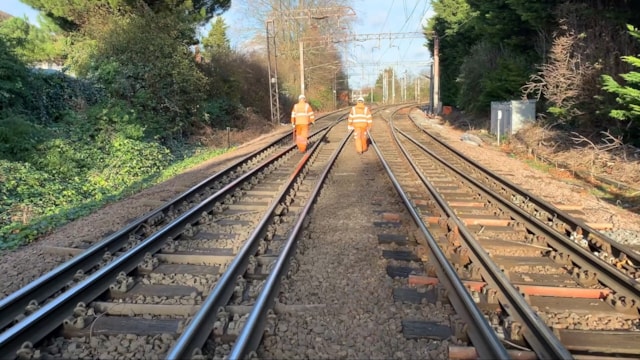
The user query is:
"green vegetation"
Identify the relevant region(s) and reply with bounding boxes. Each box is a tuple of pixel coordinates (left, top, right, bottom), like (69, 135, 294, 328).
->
(0, 1, 273, 250)
(19, 0, 230, 30)
(0, 16, 65, 64)
(522, 158, 553, 173)
(0, 144, 231, 250)
(202, 17, 232, 58)
(6, 0, 640, 250)
(602, 25, 640, 125)
(426, 0, 640, 145)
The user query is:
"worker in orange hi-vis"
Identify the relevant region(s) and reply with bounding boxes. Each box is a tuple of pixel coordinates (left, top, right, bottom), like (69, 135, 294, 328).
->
(347, 97, 373, 153)
(291, 94, 315, 153)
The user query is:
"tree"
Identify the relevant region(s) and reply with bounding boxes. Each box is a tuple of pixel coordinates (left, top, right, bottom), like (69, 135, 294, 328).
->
(505, 0, 559, 31)
(602, 25, 640, 124)
(467, 0, 537, 51)
(85, 12, 208, 138)
(20, 0, 231, 29)
(0, 37, 30, 112)
(202, 16, 231, 59)
(229, 0, 353, 108)
(523, 28, 597, 124)
(427, 0, 479, 107)
(0, 16, 65, 64)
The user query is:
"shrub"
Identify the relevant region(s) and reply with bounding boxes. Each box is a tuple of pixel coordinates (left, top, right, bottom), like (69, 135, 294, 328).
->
(83, 12, 207, 139)
(31, 137, 101, 178)
(90, 135, 173, 190)
(0, 113, 48, 162)
(0, 37, 30, 112)
(200, 98, 239, 129)
(28, 71, 103, 125)
(602, 25, 640, 125)
(0, 159, 88, 247)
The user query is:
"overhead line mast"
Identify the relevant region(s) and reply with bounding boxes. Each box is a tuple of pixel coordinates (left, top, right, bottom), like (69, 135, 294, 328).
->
(266, 9, 440, 120)
(265, 6, 355, 124)
(303, 31, 438, 109)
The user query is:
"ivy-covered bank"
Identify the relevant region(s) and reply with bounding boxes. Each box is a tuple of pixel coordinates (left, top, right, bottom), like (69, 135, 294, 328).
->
(0, 66, 234, 250)
(0, 134, 229, 250)
(0, 1, 282, 251)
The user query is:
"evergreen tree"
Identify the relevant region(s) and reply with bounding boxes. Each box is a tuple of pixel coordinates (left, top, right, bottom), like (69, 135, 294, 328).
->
(20, 0, 230, 29)
(602, 25, 640, 123)
(85, 12, 208, 138)
(0, 37, 30, 111)
(427, 0, 479, 107)
(0, 16, 65, 64)
(466, 0, 538, 52)
(202, 16, 231, 59)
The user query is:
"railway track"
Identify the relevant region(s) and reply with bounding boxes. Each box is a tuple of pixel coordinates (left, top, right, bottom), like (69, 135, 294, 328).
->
(0, 127, 293, 333)
(2, 105, 511, 359)
(404, 111, 640, 282)
(2, 104, 638, 359)
(0, 112, 346, 358)
(257, 105, 510, 360)
(371, 106, 640, 358)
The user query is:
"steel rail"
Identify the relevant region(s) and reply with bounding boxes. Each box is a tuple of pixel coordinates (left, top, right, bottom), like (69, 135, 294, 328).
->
(395, 126, 602, 358)
(0, 131, 292, 332)
(0, 110, 345, 335)
(398, 127, 640, 303)
(165, 124, 336, 360)
(409, 115, 640, 270)
(228, 125, 350, 359)
(0, 143, 300, 358)
(372, 107, 511, 359)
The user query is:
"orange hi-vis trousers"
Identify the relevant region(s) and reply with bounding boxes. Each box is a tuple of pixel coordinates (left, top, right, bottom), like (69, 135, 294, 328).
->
(353, 125, 370, 153)
(348, 105, 372, 153)
(294, 124, 310, 152)
(291, 102, 315, 153)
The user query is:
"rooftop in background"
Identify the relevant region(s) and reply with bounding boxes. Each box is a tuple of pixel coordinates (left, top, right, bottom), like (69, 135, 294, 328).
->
(0, 10, 13, 21)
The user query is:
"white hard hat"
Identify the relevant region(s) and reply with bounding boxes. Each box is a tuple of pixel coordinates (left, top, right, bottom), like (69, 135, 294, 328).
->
(357, 97, 364, 102)
(298, 94, 306, 100)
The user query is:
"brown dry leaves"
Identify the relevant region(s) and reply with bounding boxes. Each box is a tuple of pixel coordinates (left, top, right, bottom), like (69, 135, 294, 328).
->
(510, 125, 640, 188)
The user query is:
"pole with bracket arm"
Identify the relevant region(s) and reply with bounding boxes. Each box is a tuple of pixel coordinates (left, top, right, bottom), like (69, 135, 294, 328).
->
(433, 32, 441, 114)
(265, 19, 280, 124)
(265, 6, 356, 122)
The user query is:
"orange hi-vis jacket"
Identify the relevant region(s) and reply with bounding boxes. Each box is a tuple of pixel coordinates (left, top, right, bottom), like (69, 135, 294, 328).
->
(291, 102, 315, 125)
(348, 104, 372, 129)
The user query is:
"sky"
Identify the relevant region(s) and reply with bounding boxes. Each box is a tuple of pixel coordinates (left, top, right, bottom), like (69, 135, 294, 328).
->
(0, 0, 39, 22)
(221, 0, 434, 89)
(338, 0, 434, 89)
(1, 0, 434, 89)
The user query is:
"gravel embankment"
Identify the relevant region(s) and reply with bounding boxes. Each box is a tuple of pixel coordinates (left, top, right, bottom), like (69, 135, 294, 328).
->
(410, 110, 640, 247)
(259, 140, 453, 359)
